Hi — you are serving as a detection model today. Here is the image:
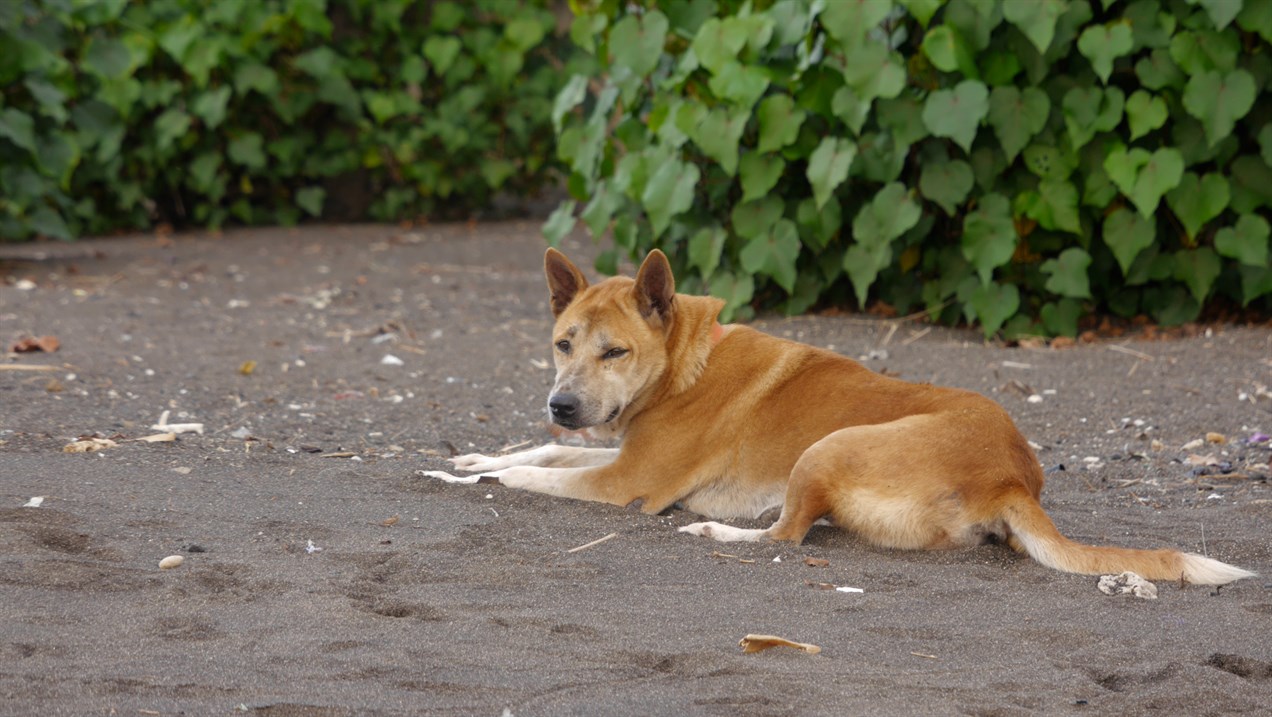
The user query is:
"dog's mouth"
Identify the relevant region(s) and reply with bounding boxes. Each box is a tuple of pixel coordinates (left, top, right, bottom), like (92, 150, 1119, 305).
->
(604, 406, 621, 423)
(552, 404, 623, 431)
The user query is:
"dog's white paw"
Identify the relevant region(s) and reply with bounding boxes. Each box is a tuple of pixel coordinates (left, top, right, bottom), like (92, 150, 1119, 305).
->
(451, 453, 502, 472)
(679, 521, 718, 538)
(419, 470, 483, 485)
(679, 521, 766, 542)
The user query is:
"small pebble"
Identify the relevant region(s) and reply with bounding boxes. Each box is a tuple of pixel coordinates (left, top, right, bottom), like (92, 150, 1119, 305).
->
(1206, 432, 1227, 445)
(159, 555, 184, 569)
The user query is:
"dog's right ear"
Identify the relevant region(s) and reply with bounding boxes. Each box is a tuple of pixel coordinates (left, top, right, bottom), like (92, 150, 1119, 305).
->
(545, 248, 589, 317)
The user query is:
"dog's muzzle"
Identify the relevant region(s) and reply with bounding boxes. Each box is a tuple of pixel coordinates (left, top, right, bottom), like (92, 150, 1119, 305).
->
(549, 393, 581, 428)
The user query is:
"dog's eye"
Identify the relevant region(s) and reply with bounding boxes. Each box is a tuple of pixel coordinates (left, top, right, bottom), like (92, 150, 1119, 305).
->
(602, 347, 628, 360)
(555, 340, 571, 354)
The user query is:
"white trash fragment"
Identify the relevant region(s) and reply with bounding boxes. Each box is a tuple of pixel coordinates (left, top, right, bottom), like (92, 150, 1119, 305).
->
(1181, 438, 1204, 450)
(1098, 571, 1158, 600)
(159, 555, 184, 569)
(23, 496, 45, 508)
(835, 586, 865, 593)
(230, 427, 253, 440)
(305, 540, 323, 554)
(381, 354, 405, 366)
(151, 410, 204, 435)
(15, 279, 36, 291)
(1026, 394, 1043, 404)
(772, 556, 782, 563)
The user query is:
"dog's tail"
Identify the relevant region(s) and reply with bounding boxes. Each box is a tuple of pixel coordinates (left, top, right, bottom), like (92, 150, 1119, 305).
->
(1003, 497, 1255, 585)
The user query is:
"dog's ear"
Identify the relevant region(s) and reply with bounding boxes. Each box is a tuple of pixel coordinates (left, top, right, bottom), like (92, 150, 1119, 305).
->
(545, 248, 589, 317)
(634, 249, 675, 322)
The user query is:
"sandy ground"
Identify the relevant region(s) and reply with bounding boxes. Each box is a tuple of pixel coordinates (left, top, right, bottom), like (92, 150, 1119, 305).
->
(1, 223, 1271, 717)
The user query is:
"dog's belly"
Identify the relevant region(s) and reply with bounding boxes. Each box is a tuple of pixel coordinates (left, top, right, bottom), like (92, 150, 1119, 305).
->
(681, 479, 785, 520)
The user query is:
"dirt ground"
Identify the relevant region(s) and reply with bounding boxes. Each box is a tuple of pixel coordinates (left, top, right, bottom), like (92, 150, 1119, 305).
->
(1, 223, 1270, 717)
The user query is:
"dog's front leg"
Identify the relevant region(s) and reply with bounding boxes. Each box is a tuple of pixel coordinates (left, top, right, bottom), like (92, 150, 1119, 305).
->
(449, 444, 618, 473)
(422, 464, 619, 504)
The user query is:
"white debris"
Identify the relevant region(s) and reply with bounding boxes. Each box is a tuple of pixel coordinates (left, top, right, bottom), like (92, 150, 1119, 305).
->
(835, 586, 865, 593)
(772, 556, 782, 563)
(1026, 394, 1043, 404)
(151, 409, 204, 435)
(1098, 571, 1158, 600)
(23, 496, 44, 508)
(230, 427, 253, 440)
(381, 354, 405, 366)
(305, 540, 323, 554)
(159, 555, 184, 569)
(15, 279, 36, 291)
(63, 437, 117, 453)
(1182, 438, 1204, 450)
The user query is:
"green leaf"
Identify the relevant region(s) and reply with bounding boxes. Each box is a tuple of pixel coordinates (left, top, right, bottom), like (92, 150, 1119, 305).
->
(796, 197, 843, 251)
(1061, 86, 1123, 151)
(1076, 20, 1133, 84)
(1003, 0, 1067, 54)
(191, 86, 232, 129)
(552, 75, 589, 134)
(693, 107, 748, 175)
(832, 86, 871, 136)
(234, 63, 278, 95)
(922, 80, 989, 154)
(821, 0, 892, 46)
(1124, 90, 1167, 141)
(900, 0, 944, 28)
(756, 95, 806, 154)
(296, 187, 325, 217)
(1020, 179, 1081, 234)
(1135, 49, 1185, 90)
(609, 10, 668, 77)
(1215, 214, 1270, 267)
(740, 218, 801, 293)
(839, 41, 907, 102)
(1230, 156, 1272, 213)
(228, 132, 266, 170)
(922, 25, 978, 79)
(581, 182, 622, 238)
(542, 201, 577, 247)
(28, 205, 72, 241)
(1195, 0, 1242, 31)
(1239, 0, 1272, 43)
(154, 108, 191, 153)
(84, 36, 134, 78)
(1182, 69, 1256, 148)
(708, 272, 754, 322)
(0, 108, 36, 153)
(1239, 265, 1272, 306)
(1170, 30, 1238, 74)
(1040, 247, 1092, 298)
(806, 137, 857, 209)
(843, 240, 892, 308)
(1040, 298, 1082, 337)
(1104, 145, 1184, 218)
(1102, 207, 1155, 276)
(960, 193, 1016, 284)
(1173, 247, 1221, 303)
(1259, 124, 1272, 167)
(987, 86, 1050, 163)
(707, 61, 770, 108)
(688, 225, 727, 280)
(739, 153, 785, 203)
(423, 36, 462, 75)
(964, 281, 1020, 337)
(1023, 144, 1076, 180)
(853, 182, 922, 247)
(1166, 172, 1229, 241)
(691, 17, 747, 74)
(919, 159, 974, 215)
(731, 196, 784, 240)
(642, 158, 700, 237)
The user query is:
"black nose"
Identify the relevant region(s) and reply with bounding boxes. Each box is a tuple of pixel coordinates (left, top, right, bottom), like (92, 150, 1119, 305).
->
(549, 393, 579, 420)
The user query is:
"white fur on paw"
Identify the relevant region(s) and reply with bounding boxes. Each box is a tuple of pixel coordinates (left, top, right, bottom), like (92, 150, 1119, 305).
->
(420, 470, 482, 485)
(450, 453, 495, 471)
(679, 521, 766, 542)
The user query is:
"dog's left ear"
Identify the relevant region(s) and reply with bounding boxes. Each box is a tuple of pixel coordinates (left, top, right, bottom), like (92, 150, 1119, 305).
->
(634, 249, 675, 322)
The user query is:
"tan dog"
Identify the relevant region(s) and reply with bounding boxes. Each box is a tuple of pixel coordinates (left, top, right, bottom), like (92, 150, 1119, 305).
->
(425, 249, 1254, 585)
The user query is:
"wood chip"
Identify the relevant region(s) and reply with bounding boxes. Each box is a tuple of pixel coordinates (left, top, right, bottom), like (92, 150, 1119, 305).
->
(63, 437, 117, 453)
(566, 532, 617, 553)
(738, 634, 821, 655)
(320, 452, 359, 458)
(803, 556, 830, 568)
(134, 432, 176, 443)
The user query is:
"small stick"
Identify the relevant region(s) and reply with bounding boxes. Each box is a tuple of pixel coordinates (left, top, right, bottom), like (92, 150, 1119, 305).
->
(499, 439, 533, 453)
(0, 364, 59, 372)
(910, 651, 938, 660)
(901, 326, 933, 345)
(566, 532, 617, 553)
(1108, 344, 1154, 361)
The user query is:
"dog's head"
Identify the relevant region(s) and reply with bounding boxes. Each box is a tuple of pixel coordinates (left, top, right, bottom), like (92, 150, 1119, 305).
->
(542, 248, 676, 431)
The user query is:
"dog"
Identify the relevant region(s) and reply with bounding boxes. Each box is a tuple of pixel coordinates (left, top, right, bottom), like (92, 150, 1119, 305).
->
(425, 248, 1254, 585)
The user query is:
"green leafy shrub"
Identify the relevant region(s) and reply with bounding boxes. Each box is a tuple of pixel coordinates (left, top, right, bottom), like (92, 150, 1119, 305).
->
(0, 0, 582, 240)
(546, 0, 1272, 334)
